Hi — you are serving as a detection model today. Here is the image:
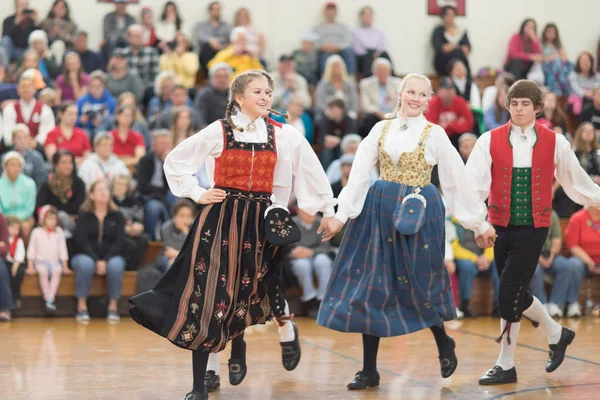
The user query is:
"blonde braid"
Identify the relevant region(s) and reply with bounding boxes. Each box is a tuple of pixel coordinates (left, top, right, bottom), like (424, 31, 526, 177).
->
(267, 108, 290, 120)
(225, 99, 243, 132)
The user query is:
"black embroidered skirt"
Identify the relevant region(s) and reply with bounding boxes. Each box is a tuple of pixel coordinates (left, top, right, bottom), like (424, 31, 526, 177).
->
(128, 189, 283, 352)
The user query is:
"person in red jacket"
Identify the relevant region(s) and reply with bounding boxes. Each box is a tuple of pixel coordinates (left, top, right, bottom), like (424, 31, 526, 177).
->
(467, 80, 600, 385)
(425, 76, 474, 149)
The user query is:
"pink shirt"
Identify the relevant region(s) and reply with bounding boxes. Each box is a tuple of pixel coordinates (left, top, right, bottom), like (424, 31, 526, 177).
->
(505, 33, 542, 65)
(27, 227, 69, 263)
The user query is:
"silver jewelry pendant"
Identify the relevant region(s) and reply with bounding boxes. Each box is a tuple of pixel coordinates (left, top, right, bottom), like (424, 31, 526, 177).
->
(246, 122, 257, 132)
(399, 122, 409, 131)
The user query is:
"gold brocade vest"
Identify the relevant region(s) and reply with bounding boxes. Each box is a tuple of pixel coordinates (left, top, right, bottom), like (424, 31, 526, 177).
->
(378, 119, 433, 187)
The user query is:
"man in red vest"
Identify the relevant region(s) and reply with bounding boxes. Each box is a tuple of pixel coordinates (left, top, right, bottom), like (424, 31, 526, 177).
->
(467, 80, 600, 385)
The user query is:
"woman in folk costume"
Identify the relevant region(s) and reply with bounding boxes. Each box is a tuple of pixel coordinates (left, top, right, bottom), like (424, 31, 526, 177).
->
(128, 69, 336, 400)
(466, 80, 600, 385)
(318, 73, 496, 390)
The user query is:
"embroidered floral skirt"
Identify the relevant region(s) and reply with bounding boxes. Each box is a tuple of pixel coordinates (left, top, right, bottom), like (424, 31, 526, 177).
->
(317, 180, 456, 337)
(129, 189, 283, 352)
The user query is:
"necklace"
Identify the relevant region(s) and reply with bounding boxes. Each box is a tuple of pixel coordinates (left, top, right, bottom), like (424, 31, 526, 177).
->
(246, 121, 257, 133)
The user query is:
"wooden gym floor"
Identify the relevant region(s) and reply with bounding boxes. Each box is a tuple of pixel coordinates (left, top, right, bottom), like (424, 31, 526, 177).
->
(1, 317, 599, 400)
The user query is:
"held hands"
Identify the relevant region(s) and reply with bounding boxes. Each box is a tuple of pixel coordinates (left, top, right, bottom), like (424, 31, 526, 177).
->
(198, 188, 227, 205)
(475, 226, 497, 249)
(318, 217, 344, 242)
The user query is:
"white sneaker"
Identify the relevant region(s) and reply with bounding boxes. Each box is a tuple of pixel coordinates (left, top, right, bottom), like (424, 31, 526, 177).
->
(566, 303, 582, 318)
(455, 308, 464, 319)
(547, 303, 563, 318)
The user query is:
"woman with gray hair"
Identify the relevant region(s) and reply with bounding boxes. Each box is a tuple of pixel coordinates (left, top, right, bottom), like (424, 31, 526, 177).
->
(27, 29, 61, 80)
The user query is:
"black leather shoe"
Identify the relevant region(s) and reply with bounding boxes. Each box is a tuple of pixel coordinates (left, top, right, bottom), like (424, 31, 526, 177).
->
(204, 371, 220, 392)
(184, 390, 208, 400)
(478, 365, 517, 385)
(491, 307, 501, 317)
(347, 370, 380, 390)
(280, 321, 301, 371)
(228, 358, 247, 386)
(546, 327, 575, 373)
(460, 306, 477, 318)
(439, 336, 458, 378)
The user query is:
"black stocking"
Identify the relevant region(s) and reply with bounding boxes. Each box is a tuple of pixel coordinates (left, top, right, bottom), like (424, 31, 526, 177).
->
(362, 334, 380, 374)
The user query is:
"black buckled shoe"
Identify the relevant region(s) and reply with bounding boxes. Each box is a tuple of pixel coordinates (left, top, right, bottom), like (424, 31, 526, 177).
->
(228, 358, 247, 386)
(439, 336, 458, 378)
(546, 327, 575, 373)
(347, 370, 380, 390)
(184, 390, 208, 400)
(280, 321, 301, 371)
(478, 365, 517, 385)
(204, 370, 220, 392)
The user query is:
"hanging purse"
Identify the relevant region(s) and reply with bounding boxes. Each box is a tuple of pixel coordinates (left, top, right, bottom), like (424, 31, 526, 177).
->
(393, 187, 427, 235)
(264, 204, 302, 246)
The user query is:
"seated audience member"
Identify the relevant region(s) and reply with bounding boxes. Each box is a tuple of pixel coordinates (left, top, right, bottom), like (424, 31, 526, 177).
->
(314, 55, 359, 119)
(26, 30, 61, 81)
(55, 52, 89, 103)
(5, 215, 26, 308)
(100, 92, 150, 148)
(330, 153, 353, 198)
(72, 30, 104, 74)
(326, 133, 376, 184)
(156, 85, 201, 130)
(111, 174, 149, 271)
(359, 57, 401, 135)
(136, 199, 195, 293)
(195, 1, 232, 76)
(155, 1, 189, 46)
(540, 23, 572, 96)
(121, 24, 160, 88)
(457, 133, 477, 163)
(292, 32, 319, 86)
(481, 72, 516, 112)
(147, 71, 178, 126)
(0, 152, 36, 234)
(109, 105, 146, 168)
(159, 32, 199, 89)
(425, 76, 474, 148)
(568, 52, 600, 115)
(504, 18, 543, 80)
(2, 76, 55, 150)
(539, 90, 568, 135)
(76, 71, 117, 140)
(450, 216, 499, 317)
(530, 210, 582, 318)
(102, 0, 135, 56)
(352, 6, 390, 78)
(289, 206, 333, 317)
(71, 179, 126, 325)
(313, 2, 356, 76)
(12, 49, 37, 83)
(318, 98, 358, 169)
(232, 7, 266, 61)
(26, 205, 70, 314)
(1, 0, 37, 62)
(193, 63, 231, 129)
(39, 0, 77, 62)
(139, 7, 157, 48)
(0, 124, 46, 187)
(483, 85, 509, 131)
(449, 58, 481, 110)
(0, 212, 16, 321)
(207, 26, 264, 82)
(78, 132, 130, 190)
(275, 94, 314, 144)
(45, 104, 91, 164)
(564, 206, 600, 312)
(580, 87, 600, 133)
(431, 5, 471, 77)
(573, 122, 600, 184)
(105, 48, 145, 104)
(271, 55, 311, 110)
(171, 107, 195, 146)
(136, 130, 175, 240)
(36, 150, 86, 238)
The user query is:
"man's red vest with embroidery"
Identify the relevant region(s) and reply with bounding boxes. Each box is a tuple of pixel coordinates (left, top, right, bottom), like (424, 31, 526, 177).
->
(488, 121, 555, 228)
(14, 100, 43, 138)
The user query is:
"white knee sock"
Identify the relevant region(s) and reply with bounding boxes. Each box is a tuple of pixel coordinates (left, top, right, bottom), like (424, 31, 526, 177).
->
(278, 301, 295, 342)
(522, 296, 562, 345)
(207, 352, 220, 374)
(495, 319, 521, 370)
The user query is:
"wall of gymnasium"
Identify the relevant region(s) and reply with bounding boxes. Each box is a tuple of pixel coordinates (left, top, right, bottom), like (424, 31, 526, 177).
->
(3, 0, 599, 75)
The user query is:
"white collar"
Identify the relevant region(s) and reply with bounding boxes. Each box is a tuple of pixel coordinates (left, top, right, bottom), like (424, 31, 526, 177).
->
(510, 121, 536, 135)
(232, 112, 266, 132)
(20, 99, 35, 107)
(395, 113, 425, 130)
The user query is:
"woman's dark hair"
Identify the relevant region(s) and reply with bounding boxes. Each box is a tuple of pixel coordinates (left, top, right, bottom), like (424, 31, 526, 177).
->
(58, 102, 77, 124)
(574, 51, 595, 75)
(440, 6, 457, 18)
(161, 1, 182, 31)
(519, 18, 537, 37)
(46, 0, 71, 21)
(52, 149, 76, 177)
(541, 23, 562, 49)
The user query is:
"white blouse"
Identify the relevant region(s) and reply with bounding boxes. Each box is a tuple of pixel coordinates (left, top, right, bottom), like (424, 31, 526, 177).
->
(335, 114, 490, 236)
(467, 123, 600, 207)
(163, 112, 336, 216)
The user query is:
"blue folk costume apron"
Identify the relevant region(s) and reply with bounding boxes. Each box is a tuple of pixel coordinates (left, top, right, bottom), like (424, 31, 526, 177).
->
(317, 120, 456, 337)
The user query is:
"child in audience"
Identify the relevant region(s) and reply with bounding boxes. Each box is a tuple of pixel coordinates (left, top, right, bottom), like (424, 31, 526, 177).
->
(318, 98, 358, 169)
(6, 216, 26, 308)
(26, 205, 71, 313)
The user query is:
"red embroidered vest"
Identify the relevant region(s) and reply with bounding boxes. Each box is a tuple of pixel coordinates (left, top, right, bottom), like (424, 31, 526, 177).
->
(488, 121, 555, 228)
(213, 118, 279, 193)
(14, 100, 43, 138)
